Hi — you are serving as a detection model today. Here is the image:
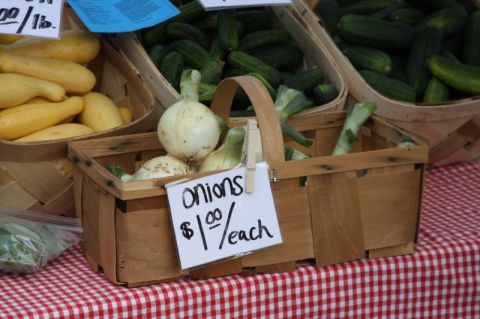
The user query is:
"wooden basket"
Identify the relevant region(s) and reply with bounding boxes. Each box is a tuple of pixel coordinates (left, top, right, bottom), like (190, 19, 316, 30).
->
(293, 0, 480, 166)
(0, 14, 156, 217)
(109, 4, 347, 117)
(69, 76, 428, 286)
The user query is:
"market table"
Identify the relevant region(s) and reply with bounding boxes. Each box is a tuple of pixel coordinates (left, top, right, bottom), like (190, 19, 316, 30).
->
(1, 162, 479, 319)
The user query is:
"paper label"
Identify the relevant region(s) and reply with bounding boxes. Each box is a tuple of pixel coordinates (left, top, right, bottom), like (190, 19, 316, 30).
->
(167, 162, 282, 270)
(198, 0, 291, 11)
(0, 0, 63, 39)
(67, 0, 179, 33)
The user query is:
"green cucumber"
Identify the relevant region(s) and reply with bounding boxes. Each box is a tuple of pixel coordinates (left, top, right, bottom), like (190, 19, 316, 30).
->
(142, 24, 166, 48)
(209, 37, 226, 61)
(341, 44, 392, 75)
(441, 34, 464, 58)
(370, 2, 408, 19)
(247, 73, 276, 98)
(422, 77, 450, 103)
(314, 84, 339, 105)
(200, 60, 223, 84)
(441, 51, 460, 63)
(251, 44, 304, 71)
(339, 0, 404, 16)
(147, 45, 167, 69)
(235, 9, 272, 33)
(427, 55, 480, 95)
(198, 83, 217, 103)
(390, 8, 424, 25)
(238, 29, 290, 53)
(405, 26, 442, 95)
(197, 15, 218, 31)
(418, 8, 468, 38)
(463, 11, 480, 67)
(160, 52, 184, 90)
(315, 0, 340, 34)
(172, 1, 206, 23)
(223, 68, 248, 78)
(337, 14, 414, 49)
(172, 39, 211, 70)
(165, 22, 210, 49)
(360, 69, 416, 102)
(227, 51, 283, 87)
(218, 9, 238, 52)
(284, 68, 325, 92)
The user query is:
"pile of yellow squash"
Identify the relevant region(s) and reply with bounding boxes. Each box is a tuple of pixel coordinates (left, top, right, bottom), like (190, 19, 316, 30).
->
(0, 30, 133, 142)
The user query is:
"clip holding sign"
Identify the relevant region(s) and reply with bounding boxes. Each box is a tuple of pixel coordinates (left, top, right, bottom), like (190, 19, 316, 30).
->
(244, 119, 259, 193)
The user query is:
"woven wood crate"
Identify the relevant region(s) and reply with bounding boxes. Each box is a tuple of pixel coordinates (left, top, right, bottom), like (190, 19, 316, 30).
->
(0, 11, 156, 217)
(294, 0, 480, 166)
(109, 4, 347, 118)
(69, 76, 428, 286)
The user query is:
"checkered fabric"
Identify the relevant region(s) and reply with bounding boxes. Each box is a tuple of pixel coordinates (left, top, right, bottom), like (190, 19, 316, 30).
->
(1, 162, 479, 319)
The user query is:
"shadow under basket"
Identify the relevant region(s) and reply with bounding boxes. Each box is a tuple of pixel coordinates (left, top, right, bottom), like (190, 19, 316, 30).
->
(68, 76, 428, 287)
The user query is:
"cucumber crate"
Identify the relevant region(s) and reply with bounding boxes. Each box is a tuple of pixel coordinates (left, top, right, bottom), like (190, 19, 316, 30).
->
(295, 0, 480, 166)
(109, 3, 348, 118)
(69, 76, 428, 286)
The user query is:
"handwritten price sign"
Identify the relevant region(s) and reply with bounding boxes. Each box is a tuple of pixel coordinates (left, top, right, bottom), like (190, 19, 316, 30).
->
(0, 0, 62, 39)
(167, 162, 282, 270)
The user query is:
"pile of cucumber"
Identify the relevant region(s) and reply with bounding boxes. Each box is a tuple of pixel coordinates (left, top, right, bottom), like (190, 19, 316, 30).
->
(140, 1, 339, 112)
(316, 0, 480, 104)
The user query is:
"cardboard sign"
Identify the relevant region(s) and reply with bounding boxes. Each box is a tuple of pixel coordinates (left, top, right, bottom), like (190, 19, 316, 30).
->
(167, 162, 282, 270)
(198, 0, 291, 11)
(0, 0, 63, 39)
(67, 0, 179, 33)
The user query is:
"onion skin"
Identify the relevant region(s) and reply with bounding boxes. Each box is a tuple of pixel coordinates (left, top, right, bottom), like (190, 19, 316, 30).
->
(157, 70, 222, 163)
(121, 155, 192, 181)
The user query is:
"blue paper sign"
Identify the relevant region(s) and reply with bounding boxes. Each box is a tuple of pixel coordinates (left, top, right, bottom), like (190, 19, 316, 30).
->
(67, 0, 179, 33)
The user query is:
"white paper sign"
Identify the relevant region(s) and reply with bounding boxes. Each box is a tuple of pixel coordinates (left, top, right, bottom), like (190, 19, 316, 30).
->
(198, 0, 291, 11)
(0, 0, 63, 39)
(167, 162, 282, 270)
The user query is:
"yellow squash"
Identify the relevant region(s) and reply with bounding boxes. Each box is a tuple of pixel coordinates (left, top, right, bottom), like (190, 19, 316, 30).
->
(0, 73, 65, 109)
(119, 105, 133, 124)
(1, 30, 101, 64)
(0, 96, 84, 140)
(15, 123, 94, 142)
(0, 53, 96, 94)
(79, 92, 124, 132)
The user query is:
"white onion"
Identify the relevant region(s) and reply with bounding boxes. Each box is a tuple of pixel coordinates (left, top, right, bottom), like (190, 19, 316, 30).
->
(157, 70, 223, 164)
(121, 155, 192, 182)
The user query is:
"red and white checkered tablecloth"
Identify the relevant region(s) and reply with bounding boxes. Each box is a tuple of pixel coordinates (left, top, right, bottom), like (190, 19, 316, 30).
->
(1, 162, 479, 319)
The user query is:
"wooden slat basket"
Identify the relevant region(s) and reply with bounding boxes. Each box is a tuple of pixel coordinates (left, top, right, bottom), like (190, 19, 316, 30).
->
(69, 76, 428, 287)
(0, 11, 156, 217)
(294, 0, 480, 166)
(109, 4, 347, 117)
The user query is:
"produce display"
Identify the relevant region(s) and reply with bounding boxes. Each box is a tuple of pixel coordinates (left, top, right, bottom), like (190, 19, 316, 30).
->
(139, 1, 340, 112)
(0, 30, 134, 142)
(315, 0, 480, 103)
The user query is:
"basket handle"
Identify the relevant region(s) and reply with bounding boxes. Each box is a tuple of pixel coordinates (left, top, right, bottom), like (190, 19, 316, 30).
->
(210, 76, 285, 164)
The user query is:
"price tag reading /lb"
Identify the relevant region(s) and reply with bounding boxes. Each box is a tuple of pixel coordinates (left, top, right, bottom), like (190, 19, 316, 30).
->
(0, 0, 63, 39)
(166, 162, 282, 270)
(197, 0, 291, 11)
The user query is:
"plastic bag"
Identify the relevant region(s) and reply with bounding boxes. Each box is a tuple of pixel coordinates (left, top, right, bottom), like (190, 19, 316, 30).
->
(0, 208, 82, 275)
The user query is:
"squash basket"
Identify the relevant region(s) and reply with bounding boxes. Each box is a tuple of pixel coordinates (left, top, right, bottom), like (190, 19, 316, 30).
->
(69, 76, 428, 287)
(292, 0, 480, 166)
(0, 9, 156, 217)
